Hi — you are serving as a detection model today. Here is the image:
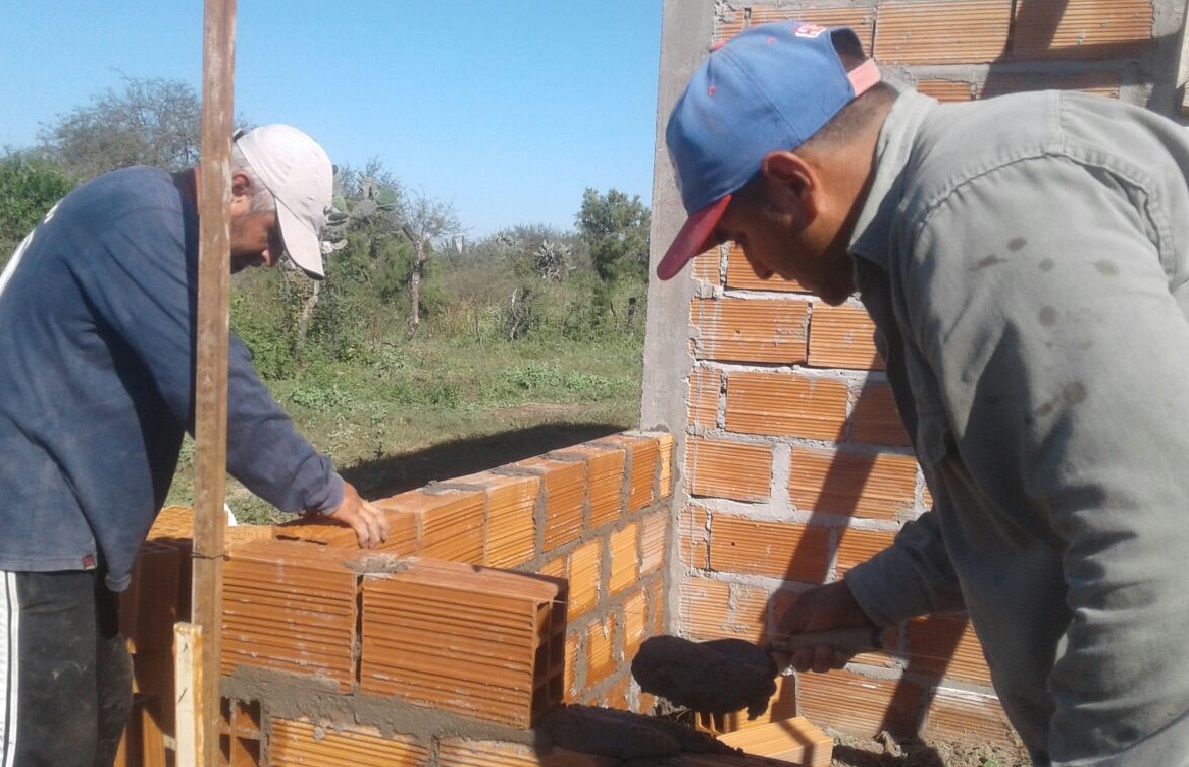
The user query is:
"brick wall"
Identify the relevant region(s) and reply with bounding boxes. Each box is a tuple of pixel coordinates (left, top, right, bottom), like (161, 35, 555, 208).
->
(647, 0, 1189, 746)
(117, 430, 674, 766)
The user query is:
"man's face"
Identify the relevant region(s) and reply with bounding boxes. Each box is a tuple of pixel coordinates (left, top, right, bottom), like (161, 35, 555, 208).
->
(712, 176, 857, 306)
(229, 210, 285, 273)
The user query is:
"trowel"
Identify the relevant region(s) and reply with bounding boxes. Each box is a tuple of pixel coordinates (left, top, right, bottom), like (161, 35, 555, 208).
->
(630, 627, 882, 719)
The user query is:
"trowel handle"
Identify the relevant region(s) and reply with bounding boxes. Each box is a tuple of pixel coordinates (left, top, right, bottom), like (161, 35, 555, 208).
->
(770, 626, 882, 652)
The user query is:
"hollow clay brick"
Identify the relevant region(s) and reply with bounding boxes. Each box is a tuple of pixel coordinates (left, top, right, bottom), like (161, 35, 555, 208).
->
(622, 588, 649, 660)
(923, 688, 1017, 746)
(681, 506, 711, 570)
(515, 456, 586, 552)
(608, 522, 639, 597)
(451, 470, 540, 569)
(685, 437, 773, 503)
(584, 619, 617, 690)
(691, 297, 809, 364)
(709, 517, 829, 584)
(565, 632, 581, 701)
(807, 303, 882, 371)
(789, 447, 918, 520)
(269, 719, 428, 767)
(221, 539, 360, 692)
(980, 71, 1122, 100)
(797, 668, 925, 739)
(594, 433, 659, 513)
(695, 675, 797, 736)
(725, 243, 808, 293)
(836, 528, 899, 577)
(120, 540, 180, 656)
(716, 716, 833, 766)
(391, 488, 485, 563)
(747, 7, 875, 49)
(359, 560, 563, 728)
(682, 577, 770, 644)
(1010, 0, 1153, 61)
(437, 737, 618, 767)
(689, 366, 723, 431)
(906, 615, 993, 686)
(554, 443, 626, 531)
(640, 510, 668, 576)
(847, 382, 912, 447)
(568, 538, 603, 618)
(916, 79, 977, 102)
(725, 371, 849, 441)
(693, 245, 723, 283)
(874, 0, 1013, 64)
(277, 500, 418, 556)
(656, 432, 674, 499)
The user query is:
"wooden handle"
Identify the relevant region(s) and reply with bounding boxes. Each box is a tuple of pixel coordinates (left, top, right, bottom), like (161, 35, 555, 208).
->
(770, 626, 881, 652)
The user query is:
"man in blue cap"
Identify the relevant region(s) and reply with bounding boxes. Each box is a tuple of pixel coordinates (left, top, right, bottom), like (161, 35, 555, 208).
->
(659, 20, 1189, 766)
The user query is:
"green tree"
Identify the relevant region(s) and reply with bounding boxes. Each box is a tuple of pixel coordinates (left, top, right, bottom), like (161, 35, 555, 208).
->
(0, 152, 75, 264)
(574, 189, 650, 335)
(37, 77, 210, 180)
(401, 189, 462, 338)
(575, 188, 650, 283)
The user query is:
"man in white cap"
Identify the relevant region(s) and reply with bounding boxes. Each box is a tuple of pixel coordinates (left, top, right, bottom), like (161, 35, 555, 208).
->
(0, 124, 389, 765)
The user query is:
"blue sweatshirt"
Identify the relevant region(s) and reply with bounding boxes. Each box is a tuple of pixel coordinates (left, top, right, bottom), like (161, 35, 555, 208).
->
(0, 166, 344, 591)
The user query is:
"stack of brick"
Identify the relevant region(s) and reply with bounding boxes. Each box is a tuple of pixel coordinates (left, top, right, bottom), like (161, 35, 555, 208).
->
(116, 430, 688, 766)
(656, 0, 1184, 748)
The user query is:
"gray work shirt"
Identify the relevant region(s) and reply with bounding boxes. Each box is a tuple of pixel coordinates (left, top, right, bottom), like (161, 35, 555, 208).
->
(843, 88, 1189, 764)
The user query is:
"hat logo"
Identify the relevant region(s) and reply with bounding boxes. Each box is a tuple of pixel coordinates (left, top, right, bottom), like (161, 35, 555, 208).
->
(793, 23, 827, 38)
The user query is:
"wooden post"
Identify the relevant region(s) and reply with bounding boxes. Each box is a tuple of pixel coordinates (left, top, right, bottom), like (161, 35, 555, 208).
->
(192, 1, 236, 764)
(173, 623, 203, 767)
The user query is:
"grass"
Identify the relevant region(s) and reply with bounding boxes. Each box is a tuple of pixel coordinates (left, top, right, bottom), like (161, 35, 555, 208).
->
(166, 334, 644, 525)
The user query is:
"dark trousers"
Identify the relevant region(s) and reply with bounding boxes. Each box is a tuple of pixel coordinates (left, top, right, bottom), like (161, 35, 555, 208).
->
(0, 570, 133, 767)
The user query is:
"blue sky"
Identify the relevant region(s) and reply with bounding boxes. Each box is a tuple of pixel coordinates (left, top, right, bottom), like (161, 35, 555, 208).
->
(0, 1, 664, 238)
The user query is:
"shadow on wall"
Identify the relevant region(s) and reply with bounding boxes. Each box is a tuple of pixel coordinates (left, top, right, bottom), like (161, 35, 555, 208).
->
(340, 422, 626, 500)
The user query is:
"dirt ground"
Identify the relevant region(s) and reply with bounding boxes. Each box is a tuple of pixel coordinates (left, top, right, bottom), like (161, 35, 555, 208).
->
(825, 729, 1032, 766)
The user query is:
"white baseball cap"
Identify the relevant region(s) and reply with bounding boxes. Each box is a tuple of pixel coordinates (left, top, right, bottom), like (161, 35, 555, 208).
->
(234, 124, 332, 279)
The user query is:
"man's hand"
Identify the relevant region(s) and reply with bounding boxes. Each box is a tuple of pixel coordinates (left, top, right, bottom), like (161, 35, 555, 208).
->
(770, 580, 877, 674)
(325, 482, 389, 549)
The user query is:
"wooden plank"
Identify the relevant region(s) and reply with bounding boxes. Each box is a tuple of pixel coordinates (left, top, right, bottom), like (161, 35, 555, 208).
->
(174, 622, 203, 767)
(193, 1, 237, 765)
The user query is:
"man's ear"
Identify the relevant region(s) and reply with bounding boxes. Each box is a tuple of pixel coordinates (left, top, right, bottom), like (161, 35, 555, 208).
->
(759, 151, 818, 229)
(229, 170, 253, 205)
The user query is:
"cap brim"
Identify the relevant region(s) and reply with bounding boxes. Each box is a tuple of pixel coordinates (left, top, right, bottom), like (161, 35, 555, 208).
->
(275, 201, 325, 279)
(656, 195, 732, 280)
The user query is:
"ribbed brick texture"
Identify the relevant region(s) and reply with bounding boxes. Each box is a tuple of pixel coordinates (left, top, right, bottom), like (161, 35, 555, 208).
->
(392, 488, 486, 562)
(873, 0, 1013, 64)
(789, 447, 918, 519)
(359, 560, 564, 728)
(450, 470, 540, 569)
(221, 539, 359, 691)
(688, 366, 721, 430)
(724, 371, 849, 440)
(685, 437, 772, 502)
(716, 717, 834, 766)
(437, 738, 617, 766)
(691, 297, 809, 364)
(554, 443, 627, 530)
(1010, 0, 1153, 60)
(798, 669, 925, 738)
(515, 456, 585, 551)
(594, 433, 659, 513)
(269, 719, 428, 766)
(724, 243, 807, 293)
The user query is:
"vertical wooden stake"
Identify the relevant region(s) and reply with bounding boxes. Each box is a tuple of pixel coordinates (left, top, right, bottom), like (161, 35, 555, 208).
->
(193, 1, 236, 764)
(173, 622, 204, 767)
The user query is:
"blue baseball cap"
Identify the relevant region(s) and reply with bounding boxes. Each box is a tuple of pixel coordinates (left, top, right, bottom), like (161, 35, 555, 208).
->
(657, 21, 881, 280)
